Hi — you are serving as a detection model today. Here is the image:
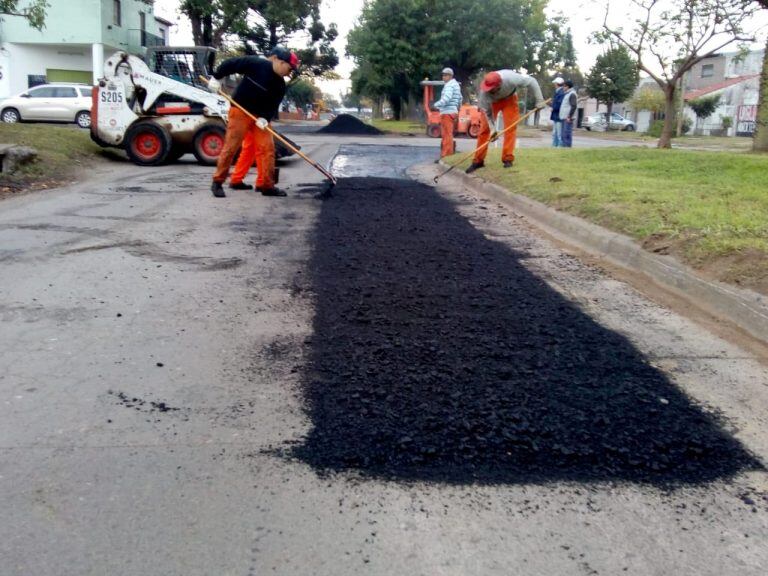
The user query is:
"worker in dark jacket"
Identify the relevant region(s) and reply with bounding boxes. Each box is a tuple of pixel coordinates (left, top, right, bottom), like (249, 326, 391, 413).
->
(559, 79, 578, 148)
(550, 77, 565, 147)
(207, 46, 299, 198)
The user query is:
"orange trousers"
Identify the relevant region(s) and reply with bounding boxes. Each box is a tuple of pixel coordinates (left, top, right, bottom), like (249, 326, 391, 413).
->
(474, 93, 520, 164)
(440, 113, 457, 158)
(213, 107, 276, 189)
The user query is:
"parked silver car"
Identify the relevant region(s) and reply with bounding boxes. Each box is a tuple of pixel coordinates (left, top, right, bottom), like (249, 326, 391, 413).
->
(1, 83, 93, 128)
(583, 112, 635, 131)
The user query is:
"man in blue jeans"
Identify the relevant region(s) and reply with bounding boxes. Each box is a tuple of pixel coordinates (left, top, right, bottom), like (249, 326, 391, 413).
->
(550, 77, 565, 147)
(560, 79, 578, 148)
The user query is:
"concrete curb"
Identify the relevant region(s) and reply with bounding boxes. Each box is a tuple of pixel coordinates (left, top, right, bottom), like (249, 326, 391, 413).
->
(415, 163, 768, 344)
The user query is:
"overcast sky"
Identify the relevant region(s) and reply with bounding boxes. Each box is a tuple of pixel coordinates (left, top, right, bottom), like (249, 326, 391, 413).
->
(153, 0, 767, 97)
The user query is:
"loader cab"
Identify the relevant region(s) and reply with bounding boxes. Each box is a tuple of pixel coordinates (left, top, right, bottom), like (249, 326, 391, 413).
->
(145, 46, 217, 89)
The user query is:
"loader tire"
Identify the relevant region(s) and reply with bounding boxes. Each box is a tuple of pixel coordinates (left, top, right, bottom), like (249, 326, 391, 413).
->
(427, 124, 441, 138)
(467, 123, 480, 138)
(193, 124, 226, 166)
(125, 121, 172, 166)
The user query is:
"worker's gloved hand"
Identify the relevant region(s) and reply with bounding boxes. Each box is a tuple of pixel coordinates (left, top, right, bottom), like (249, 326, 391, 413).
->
(255, 117, 269, 130)
(489, 130, 500, 142)
(207, 78, 221, 93)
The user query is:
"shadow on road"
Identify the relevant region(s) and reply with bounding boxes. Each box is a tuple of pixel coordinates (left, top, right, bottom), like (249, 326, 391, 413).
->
(292, 176, 763, 486)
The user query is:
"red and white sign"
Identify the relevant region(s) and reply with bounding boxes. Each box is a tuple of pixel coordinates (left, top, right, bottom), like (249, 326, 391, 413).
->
(736, 105, 757, 136)
(737, 105, 757, 122)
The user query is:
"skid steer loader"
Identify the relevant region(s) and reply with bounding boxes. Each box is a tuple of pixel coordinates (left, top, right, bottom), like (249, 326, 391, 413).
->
(91, 47, 297, 166)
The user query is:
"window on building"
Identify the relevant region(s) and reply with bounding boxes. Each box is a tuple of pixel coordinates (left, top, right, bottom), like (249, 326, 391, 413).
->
(701, 64, 714, 78)
(27, 75, 47, 88)
(113, 0, 121, 27)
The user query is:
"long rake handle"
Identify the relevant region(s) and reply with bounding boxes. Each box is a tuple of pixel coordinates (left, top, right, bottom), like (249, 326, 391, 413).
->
(199, 76, 337, 185)
(434, 99, 551, 183)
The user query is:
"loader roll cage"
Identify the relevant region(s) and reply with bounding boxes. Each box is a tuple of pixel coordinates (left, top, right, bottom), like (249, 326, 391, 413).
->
(144, 46, 217, 89)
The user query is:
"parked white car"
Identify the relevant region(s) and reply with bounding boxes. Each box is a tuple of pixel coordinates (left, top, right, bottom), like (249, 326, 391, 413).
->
(583, 112, 635, 131)
(1, 83, 93, 128)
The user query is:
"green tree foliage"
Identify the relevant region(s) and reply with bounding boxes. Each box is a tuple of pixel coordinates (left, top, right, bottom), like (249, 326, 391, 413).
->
(179, 0, 339, 77)
(689, 94, 720, 122)
(0, 0, 49, 30)
(689, 93, 721, 134)
(535, 24, 584, 101)
(629, 85, 666, 119)
(600, 0, 760, 148)
(285, 78, 321, 109)
(585, 46, 638, 123)
(346, 0, 555, 119)
(322, 93, 340, 111)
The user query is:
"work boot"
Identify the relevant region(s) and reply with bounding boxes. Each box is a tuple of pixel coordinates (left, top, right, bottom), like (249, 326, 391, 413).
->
(259, 187, 287, 197)
(465, 162, 484, 174)
(211, 181, 226, 198)
(503, 160, 514, 168)
(229, 181, 253, 190)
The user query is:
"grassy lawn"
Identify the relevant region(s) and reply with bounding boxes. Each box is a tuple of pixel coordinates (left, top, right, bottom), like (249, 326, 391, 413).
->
(0, 123, 106, 194)
(446, 147, 768, 293)
(368, 118, 426, 134)
(574, 127, 753, 152)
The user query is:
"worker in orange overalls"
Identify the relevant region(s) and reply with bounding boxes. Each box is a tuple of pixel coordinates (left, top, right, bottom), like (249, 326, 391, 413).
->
(466, 70, 545, 173)
(227, 128, 271, 192)
(207, 46, 299, 198)
(429, 67, 462, 159)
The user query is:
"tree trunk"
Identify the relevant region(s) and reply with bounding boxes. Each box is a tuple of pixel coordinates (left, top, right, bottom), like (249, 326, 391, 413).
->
(372, 98, 383, 119)
(269, 24, 278, 49)
(753, 35, 768, 152)
(391, 95, 402, 121)
(658, 84, 676, 149)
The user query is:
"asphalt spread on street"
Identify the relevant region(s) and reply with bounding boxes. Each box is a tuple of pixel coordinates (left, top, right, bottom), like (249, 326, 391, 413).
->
(290, 175, 763, 486)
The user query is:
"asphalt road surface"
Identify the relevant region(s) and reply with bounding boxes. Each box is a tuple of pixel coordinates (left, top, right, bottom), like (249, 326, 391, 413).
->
(1, 133, 767, 576)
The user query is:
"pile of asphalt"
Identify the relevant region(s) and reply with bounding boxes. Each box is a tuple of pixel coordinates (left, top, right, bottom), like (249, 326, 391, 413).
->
(318, 114, 383, 135)
(292, 177, 762, 486)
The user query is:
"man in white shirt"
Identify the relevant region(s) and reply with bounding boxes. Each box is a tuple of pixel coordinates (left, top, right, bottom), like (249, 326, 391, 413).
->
(430, 67, 463, 159)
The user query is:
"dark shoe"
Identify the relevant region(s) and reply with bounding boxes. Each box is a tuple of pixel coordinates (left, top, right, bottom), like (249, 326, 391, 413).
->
(503, 160, 514, 168)
(465, 162, 484, 174)
(211, 181, 226, 198)
(259, 187, 287, 197)
(229, 181, 253, 190)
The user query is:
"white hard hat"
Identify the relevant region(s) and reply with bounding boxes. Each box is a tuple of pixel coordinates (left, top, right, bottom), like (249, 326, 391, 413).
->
(553, 77, 565, 85)
(442, 67, 454, 76)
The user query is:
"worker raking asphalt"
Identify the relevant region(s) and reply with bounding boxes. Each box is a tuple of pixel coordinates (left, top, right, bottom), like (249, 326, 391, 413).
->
(290, 176, 763, 486)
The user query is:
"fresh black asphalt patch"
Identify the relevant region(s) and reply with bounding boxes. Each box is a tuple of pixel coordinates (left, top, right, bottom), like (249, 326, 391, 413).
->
(292, 176, 763, 486)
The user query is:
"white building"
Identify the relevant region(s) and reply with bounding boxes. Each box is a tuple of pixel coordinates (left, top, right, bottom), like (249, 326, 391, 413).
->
(0, 0, 174, 99)
(681, 49, 763, 137)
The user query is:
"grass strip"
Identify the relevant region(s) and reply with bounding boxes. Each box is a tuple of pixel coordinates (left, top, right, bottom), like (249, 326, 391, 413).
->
(446, 147, 768, 291)
(0, 123, 105, 190)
